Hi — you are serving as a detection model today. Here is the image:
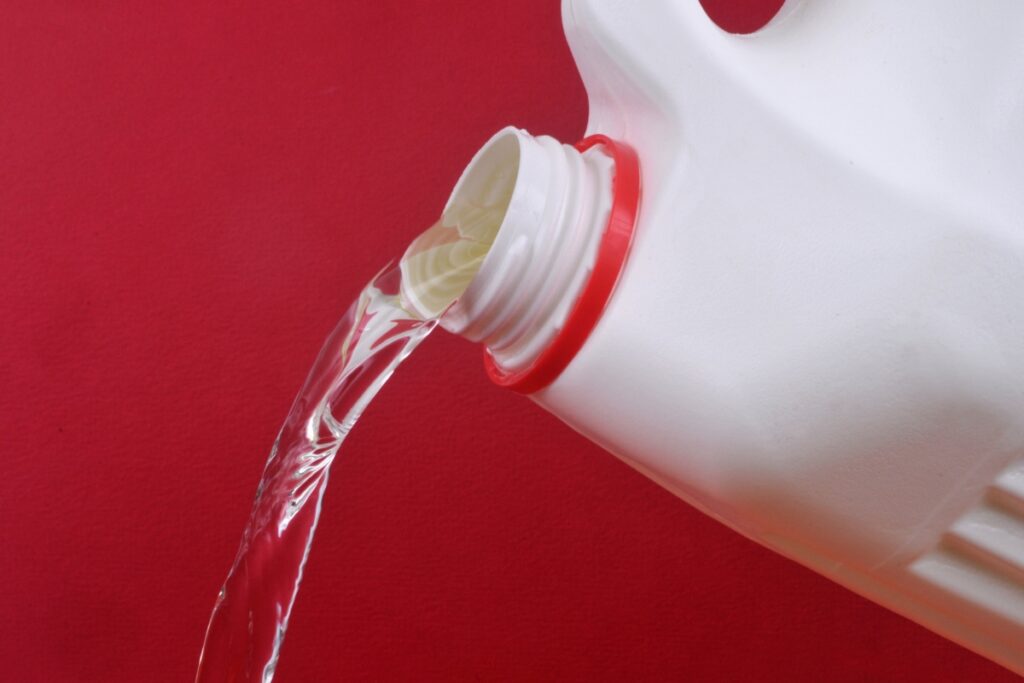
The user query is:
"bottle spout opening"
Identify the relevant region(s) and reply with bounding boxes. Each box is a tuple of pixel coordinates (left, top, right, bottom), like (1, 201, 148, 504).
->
(400, 126, 639, 393)
(398, 127, 520, 324)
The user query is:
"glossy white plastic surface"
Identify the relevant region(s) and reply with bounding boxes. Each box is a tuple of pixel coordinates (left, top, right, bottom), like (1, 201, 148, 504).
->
(526, 0, 1024, 673)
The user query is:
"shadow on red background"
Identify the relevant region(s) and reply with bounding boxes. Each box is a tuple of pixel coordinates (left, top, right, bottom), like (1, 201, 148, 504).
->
(0, 1, 1014, 681)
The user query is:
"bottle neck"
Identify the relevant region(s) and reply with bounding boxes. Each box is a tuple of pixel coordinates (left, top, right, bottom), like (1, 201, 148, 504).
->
(441, 127, 614, 376)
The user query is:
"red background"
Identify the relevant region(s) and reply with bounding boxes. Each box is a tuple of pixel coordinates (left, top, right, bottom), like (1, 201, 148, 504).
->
(1, 2, 1015, 681)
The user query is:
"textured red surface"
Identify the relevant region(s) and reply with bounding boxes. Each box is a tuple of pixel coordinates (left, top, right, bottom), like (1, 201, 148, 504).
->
(0, 2, 1015, 681)
(700, 0, 786, 34)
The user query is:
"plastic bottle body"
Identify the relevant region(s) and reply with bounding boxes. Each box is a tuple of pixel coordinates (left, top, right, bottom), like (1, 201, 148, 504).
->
(523, 0, 1024, 673)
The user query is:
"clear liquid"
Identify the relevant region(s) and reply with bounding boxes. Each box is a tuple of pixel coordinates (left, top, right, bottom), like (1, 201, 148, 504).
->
(195, 212, 501, 682)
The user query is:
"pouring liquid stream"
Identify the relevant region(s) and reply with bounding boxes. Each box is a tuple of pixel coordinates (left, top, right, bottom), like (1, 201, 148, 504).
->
(195, 205, 500, 682)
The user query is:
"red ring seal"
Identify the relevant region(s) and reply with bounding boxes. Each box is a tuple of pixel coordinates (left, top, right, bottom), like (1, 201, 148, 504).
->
(482, 135, 641, 394)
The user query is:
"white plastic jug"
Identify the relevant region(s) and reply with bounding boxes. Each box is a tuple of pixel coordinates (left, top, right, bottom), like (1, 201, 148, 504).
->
(408, 0, 1024, 673)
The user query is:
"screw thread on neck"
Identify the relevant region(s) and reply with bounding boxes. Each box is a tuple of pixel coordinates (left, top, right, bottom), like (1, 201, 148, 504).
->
(441, 127, 614, 375)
